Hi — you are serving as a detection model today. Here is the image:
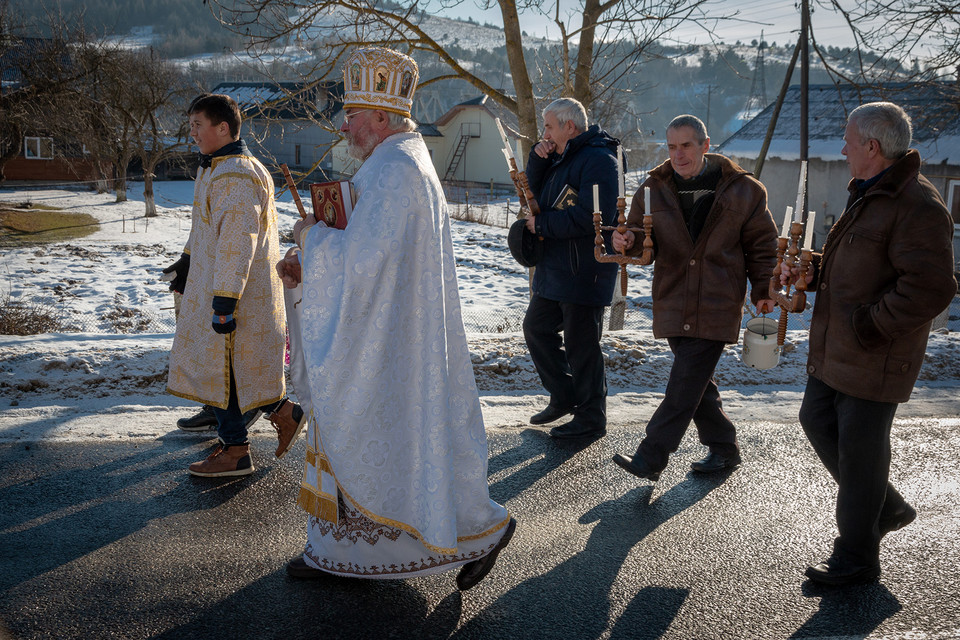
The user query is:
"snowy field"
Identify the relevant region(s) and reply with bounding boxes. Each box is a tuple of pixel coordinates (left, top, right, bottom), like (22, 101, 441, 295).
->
(1, 178, 958, 443)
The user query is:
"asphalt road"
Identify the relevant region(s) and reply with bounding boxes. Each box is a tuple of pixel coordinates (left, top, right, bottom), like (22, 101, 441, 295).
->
(1, 416, 959, 640)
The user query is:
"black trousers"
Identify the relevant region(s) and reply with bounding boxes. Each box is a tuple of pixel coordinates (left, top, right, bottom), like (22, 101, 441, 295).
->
(799, 375, 906, 566)
(636, 336, 739, 471)
(522, 294, 607, 429)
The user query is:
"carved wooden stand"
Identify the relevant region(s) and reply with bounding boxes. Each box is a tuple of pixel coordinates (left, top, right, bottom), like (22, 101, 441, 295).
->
(508, 158, 540, 219)
(593, 196, 653, 296)
(768, 220, 813, 346)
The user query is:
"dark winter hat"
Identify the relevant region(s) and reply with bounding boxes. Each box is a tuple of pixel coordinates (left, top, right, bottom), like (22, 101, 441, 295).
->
(508, 218, 543, 268)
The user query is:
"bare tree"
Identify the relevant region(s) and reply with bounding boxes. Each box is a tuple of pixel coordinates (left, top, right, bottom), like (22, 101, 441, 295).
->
(205, 0, 710, 154)
(0, 4, 93, 182)
(117, 48, 193, 217)
(817, 0, 959, 82)
(1, 3, 192, 212)
(62, 44, 193, 208)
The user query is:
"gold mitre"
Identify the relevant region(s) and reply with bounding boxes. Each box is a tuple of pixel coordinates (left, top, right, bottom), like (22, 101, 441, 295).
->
(343, 47, 419, 118)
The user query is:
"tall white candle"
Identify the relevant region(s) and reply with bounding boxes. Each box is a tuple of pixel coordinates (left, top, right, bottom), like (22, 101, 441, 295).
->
(495, 118, 514, 160)
(794, 160, 807, 221)
(593, 184, 600, 212)
(803, 210, 817, 249)
(782, 206, 793, 238)
(617, 146, 625, 198)
(644, 186, 651, 216)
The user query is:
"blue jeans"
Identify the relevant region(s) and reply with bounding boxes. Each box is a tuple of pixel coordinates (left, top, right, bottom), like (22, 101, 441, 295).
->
(214, 367, 284, 446)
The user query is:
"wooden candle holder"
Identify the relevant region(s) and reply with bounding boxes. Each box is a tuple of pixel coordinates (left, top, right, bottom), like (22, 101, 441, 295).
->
(594, 196, 653, 296)
(768, 220, 813, 345)
(508, 158, 540, 219)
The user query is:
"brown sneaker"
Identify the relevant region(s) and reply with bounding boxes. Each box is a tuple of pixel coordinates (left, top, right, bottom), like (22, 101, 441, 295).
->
(268, 398, 306, 459)
(188, 444, 254, 477)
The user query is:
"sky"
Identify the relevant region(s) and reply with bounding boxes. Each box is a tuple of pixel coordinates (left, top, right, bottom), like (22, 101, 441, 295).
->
(0, 179, 958, 443)
(435, 0, 863, 48)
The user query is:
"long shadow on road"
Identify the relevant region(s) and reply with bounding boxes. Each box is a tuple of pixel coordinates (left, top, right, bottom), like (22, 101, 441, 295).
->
(790, 580, 902, 638)
(451, 473, 732, 640)
(0, 440, 259, 594)
(151, 571, 466, 640)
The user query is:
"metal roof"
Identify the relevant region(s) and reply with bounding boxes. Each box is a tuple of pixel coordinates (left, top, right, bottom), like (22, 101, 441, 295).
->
(211, 81, 344, 121)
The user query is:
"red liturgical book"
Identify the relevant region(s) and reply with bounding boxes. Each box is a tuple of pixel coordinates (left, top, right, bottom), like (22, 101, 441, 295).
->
(309, 181, 355, 229)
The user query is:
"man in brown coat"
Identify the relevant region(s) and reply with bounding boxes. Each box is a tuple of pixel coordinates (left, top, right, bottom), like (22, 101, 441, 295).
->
(782, 102, 957, 586)
(610, 114, 778, 482)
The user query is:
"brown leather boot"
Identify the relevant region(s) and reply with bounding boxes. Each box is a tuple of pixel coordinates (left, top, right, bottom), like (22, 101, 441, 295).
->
(188, 444, 254, 477)
(268, 398, 306, 459)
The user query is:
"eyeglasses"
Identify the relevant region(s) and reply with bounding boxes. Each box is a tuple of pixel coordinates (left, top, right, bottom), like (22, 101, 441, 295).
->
(342, 109, 370, 126)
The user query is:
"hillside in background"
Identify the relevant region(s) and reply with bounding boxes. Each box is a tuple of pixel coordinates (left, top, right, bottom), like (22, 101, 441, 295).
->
(18, 1, 901, 141)
(18, 0, 243, 56)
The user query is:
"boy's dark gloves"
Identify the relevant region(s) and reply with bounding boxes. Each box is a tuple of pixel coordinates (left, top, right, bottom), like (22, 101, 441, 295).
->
(212, 296, 238, 334)
(161, 253, 190, 294)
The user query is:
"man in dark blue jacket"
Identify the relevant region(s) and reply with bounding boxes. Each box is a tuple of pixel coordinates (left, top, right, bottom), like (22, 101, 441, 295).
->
(522, 97, 620, 439)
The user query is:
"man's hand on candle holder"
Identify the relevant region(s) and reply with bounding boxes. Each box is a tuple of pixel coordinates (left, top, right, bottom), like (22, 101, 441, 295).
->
(525, 214, 536, 234)
(612, 229, 635, 253)
(779, 261, 814, 288)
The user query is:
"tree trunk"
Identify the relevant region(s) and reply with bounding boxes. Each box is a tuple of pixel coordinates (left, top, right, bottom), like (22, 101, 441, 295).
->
(0, 133, 23, 183)
(114, 157, 128, 202)
(498, 0, 540, 158)
(572, 0, 602, 110)
(115, 176, 127, 202)
(143, 168, 157, 217)
(95, 163, 110, 193)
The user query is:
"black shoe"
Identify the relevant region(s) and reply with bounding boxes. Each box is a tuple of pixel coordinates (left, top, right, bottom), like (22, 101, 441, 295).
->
(286, 556, 329, 579)
(690, 451, 742, 473)
(612, 453, 660, 481)
(457, 517, 516, 591)
(179, 406, 261, 434)
(177, 405, 218, 432)
(879, 503, 916, 538)
(530, 405, 575, 425)
(805, 554, 881, 586)
(242, 408, 263, 429)
(549, 421, 605, 439)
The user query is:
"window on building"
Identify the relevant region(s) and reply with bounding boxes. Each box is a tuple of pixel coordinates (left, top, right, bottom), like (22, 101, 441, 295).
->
(24, 137, 54, 160)
(947, 179, 960, 225)
(295, 144, 301, 166)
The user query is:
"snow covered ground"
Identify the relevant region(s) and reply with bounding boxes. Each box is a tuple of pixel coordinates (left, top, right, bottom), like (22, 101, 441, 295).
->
(1, 178, 957, 444)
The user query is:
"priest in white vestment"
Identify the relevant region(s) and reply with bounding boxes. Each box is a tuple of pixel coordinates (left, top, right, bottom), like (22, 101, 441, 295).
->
(276, 47, 515, 590)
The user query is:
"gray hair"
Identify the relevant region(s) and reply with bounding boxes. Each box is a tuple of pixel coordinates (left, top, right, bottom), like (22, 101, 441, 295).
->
(667, 114, 708, 144)
(543, 98, 587, 133)
(385, 111, 417, 133)
(848, 102, 912, 159)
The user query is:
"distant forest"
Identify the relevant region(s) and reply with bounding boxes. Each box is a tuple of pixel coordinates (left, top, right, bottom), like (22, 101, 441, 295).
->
(18, 0, 245, 57)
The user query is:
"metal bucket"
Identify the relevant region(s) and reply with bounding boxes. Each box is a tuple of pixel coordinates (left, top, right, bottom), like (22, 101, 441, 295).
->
(742, 317, 780, 370)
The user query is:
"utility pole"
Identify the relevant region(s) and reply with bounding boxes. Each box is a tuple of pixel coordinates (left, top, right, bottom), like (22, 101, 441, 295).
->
(799, 0, 810, 220)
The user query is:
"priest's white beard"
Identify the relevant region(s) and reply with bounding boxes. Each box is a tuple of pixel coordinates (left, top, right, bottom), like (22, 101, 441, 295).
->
(346, 129, 378, 161)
